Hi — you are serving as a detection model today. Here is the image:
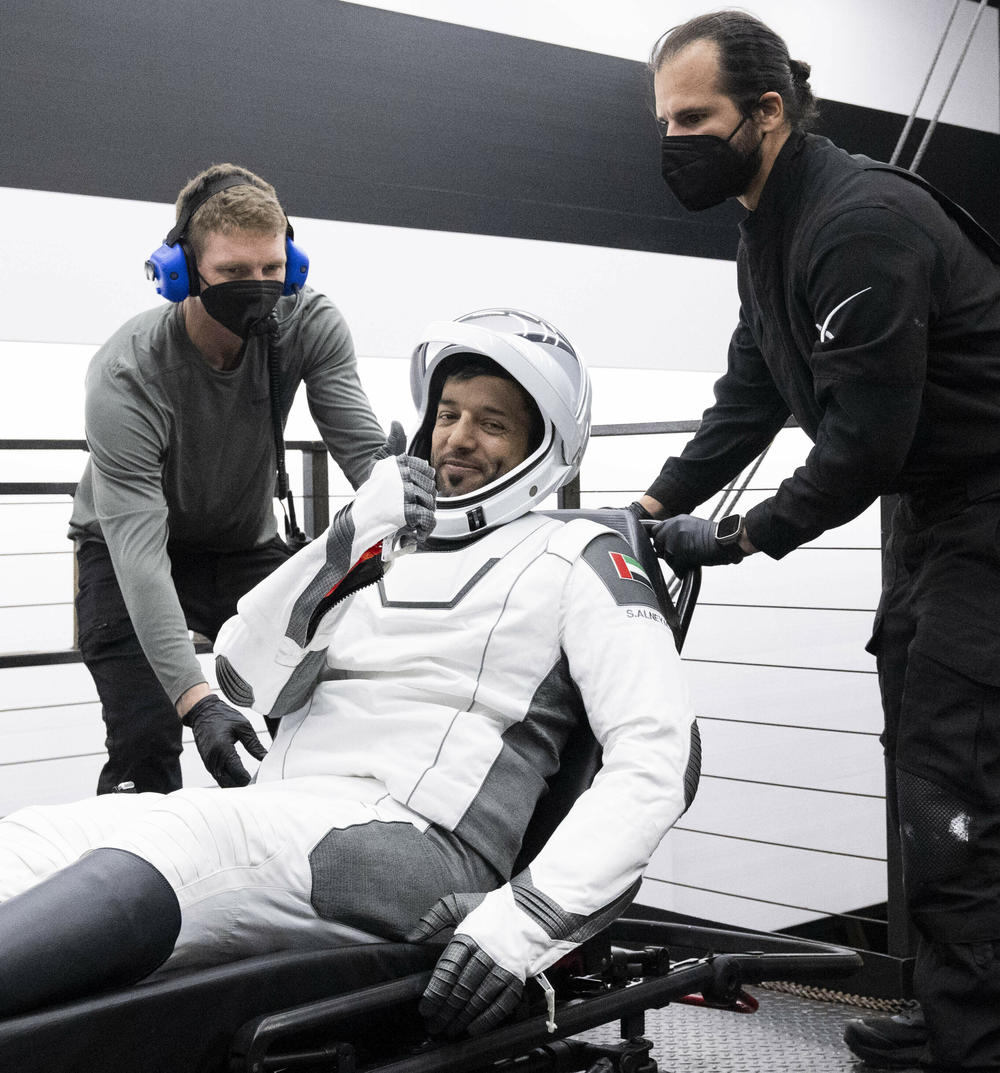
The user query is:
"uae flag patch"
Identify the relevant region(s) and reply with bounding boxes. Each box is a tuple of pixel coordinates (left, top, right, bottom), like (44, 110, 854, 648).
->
(609, 551, 653, 590)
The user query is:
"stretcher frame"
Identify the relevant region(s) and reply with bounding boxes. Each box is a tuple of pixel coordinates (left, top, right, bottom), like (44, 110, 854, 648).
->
(229, 916, 861, 1073)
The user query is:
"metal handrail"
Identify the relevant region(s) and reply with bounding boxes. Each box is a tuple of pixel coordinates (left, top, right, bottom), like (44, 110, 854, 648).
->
(0, 421, 785, 668)
(0, 438, 337, 539)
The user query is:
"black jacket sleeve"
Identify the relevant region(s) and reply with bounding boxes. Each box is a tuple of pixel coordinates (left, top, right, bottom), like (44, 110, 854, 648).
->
(746, 206, 938, 557)
(646, 309, 790, 515)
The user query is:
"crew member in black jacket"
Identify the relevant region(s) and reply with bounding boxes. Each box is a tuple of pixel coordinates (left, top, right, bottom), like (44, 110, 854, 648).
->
(636, 11, 1000, 1072)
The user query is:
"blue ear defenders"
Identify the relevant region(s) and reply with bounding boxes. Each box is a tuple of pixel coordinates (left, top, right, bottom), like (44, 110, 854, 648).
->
(144, 174, 309, 302)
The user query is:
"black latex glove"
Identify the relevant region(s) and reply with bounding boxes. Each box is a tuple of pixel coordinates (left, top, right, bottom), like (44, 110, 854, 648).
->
(651, 514, 744, 573)
(417, 934, 524, 1038)
(182, 695, 267, 787)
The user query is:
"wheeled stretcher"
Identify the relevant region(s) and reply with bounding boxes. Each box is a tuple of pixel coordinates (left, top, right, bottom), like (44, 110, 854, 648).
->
(0, 509, 861, 1072)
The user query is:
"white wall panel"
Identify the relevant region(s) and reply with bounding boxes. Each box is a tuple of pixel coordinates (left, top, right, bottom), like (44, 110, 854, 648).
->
(0, 448, 91, 484)
(0, 663, 98, 709)
(646, 827, 886, 925)
(0, 749, 219, 816)
(682, 604, 877, 672)
(679, 777, 885, 860)
(0, 701, 104, 765)
(352, 0, 999, 134)
(0, 503, 75, 555)
(0, 343, 94, 438)
(797, 505, 882, 550)
(0, 553, 73, 607)
(0, 755, 107, 814)
(697, 719, 884, 798)
(638, 871, 810, 932)
(580, 427, 703, 497)
(0, 605, 73, 654)
(639, 834, 886, 931)
(588, 370, 721, 423)
(685, 662, 881, 734)
(695, 548, 881, 610)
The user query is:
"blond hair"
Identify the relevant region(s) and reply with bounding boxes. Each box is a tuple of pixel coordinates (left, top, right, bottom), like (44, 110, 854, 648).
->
(175, 163, 287, 257)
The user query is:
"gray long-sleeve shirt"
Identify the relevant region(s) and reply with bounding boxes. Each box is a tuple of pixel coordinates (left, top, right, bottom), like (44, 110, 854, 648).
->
(69, 287, 385, 702)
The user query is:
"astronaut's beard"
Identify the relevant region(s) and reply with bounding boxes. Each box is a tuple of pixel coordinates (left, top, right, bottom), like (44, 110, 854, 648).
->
(435, 465, 489, 496)
(437, 474, 463, 496)
(433, 454, 506, 497)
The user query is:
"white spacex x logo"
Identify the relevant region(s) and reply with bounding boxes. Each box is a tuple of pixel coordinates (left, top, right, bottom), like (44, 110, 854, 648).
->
(815, 286, 873, 343)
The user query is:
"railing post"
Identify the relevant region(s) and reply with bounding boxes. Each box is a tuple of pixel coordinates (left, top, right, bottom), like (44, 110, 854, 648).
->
(302, 448, 329, 539)
(879, 493, 916, 980)
(557, 472, 581, 509)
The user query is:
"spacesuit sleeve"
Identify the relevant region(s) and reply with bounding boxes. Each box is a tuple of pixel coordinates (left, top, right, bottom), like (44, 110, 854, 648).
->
(452, 529, 695, 979)
(214, 452, 431, 716)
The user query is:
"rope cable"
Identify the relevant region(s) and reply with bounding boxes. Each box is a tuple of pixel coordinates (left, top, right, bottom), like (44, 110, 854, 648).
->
(908, 0, 992, 172)
(890, 0, 962, 164)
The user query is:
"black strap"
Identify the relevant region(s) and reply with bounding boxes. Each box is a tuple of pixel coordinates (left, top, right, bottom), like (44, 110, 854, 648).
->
(165, 174, 297, 248)
(263, 315, 308, 546)
(164, 175, 250, 247)
(861, 163, 1000, 266)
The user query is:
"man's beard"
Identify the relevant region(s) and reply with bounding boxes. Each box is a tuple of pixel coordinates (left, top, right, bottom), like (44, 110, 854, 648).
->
(730, 118, 764, 196)
(433, 460, 487, 497)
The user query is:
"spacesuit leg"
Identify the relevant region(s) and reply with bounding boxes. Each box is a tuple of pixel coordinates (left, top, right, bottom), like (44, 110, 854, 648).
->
(100, 778, 499, 974)
(0, 793, 163, 902)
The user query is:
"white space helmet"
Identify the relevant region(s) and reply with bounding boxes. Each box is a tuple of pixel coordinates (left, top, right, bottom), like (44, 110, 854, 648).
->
(410, 309, 592, 540)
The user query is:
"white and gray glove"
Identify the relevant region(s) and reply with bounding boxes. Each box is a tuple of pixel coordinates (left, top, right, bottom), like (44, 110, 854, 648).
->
(358, 420, 437, 555)
(407, 893, 523, 1038)
(408, 870, 639, 1038)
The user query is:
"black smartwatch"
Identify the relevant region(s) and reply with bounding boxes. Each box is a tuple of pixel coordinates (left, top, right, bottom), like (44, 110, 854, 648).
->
(715, 513, 744, 546)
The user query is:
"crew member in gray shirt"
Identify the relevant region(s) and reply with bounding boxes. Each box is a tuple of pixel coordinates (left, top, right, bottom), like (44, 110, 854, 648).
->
(68, 163, 385, 795)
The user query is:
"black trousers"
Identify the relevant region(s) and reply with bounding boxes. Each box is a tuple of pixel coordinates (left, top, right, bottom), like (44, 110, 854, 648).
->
(869, 483, 1000, 1071)
(75, 537, 293, 795)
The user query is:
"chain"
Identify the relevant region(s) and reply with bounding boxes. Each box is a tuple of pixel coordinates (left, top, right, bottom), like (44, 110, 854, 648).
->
(758, 980, 920, 1013)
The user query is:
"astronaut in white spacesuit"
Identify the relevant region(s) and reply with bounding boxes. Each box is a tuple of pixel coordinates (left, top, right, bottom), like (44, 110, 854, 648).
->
(0, 310, 695, 1037)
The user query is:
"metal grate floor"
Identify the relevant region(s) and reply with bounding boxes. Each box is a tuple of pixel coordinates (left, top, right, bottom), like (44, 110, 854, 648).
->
(580, 986, 920, 1073)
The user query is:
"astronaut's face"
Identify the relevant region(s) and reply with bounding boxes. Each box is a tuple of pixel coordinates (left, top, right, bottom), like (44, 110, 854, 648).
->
(430, 374, 533, 496)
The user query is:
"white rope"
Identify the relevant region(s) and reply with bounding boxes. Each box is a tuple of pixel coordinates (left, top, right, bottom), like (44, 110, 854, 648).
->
(908, 0, 992, 173)
(890, 0, 962, 165)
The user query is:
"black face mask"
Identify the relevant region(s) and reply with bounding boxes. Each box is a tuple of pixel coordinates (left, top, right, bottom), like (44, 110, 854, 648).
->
(660, 115, 764, 212)
(198, 279, 284, 338)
